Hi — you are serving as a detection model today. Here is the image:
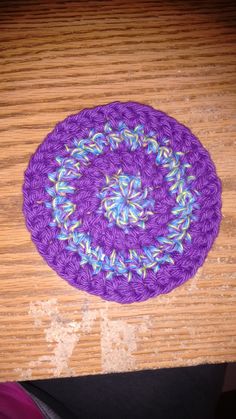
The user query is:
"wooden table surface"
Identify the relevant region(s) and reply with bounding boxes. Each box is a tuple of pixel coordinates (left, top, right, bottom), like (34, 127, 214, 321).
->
(0, 0, 236, 382)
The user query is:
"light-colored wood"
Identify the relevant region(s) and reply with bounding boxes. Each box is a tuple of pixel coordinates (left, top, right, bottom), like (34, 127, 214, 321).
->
(0, 0, 236, 382)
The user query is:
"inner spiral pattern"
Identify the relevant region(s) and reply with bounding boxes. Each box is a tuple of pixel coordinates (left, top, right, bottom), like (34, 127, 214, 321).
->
(97, 169, 154, 232)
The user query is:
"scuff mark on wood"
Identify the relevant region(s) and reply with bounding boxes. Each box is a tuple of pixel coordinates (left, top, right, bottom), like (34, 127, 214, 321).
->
(28, 298, 97, 377)
(100, 306, 151, 373)
(14, 368, 32, 380)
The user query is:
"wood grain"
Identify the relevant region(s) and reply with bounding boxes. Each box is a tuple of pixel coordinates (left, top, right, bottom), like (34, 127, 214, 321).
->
(0, 0, 236, 382)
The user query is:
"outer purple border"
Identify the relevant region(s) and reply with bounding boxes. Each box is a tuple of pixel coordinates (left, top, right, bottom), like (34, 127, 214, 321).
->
(23, 102, 222, 304)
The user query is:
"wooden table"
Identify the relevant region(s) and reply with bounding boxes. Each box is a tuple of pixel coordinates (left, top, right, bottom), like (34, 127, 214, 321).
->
(0, 0, 236, 382)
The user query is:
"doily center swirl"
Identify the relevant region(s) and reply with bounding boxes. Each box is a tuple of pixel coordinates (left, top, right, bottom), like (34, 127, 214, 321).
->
(98, 169, 154, 232)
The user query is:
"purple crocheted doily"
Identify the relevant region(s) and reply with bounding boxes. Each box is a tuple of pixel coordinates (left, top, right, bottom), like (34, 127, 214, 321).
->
(23, 102, 221, 304)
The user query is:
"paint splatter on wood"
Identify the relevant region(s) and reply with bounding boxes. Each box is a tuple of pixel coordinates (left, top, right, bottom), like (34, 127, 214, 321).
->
(29, 299, 97, 377)
(100, 306, 151, 373)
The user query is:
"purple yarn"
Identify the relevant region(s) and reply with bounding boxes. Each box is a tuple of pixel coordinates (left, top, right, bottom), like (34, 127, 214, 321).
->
(23, 102, 222, 304)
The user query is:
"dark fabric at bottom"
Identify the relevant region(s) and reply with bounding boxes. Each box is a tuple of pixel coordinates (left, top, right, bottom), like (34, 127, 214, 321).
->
(21, 364, 226, 419)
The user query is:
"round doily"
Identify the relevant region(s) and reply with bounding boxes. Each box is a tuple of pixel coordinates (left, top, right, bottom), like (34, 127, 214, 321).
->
(23, 102, 222, 303)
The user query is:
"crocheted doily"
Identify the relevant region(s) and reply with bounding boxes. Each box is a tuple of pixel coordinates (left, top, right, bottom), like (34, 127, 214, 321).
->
(23, 102, 221, 303)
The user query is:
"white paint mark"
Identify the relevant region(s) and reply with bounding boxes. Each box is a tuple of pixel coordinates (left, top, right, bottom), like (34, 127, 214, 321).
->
(28, 299, 97, 377)
(14, 368, 32, 380)
(81, 310, 98, 333)
(186, 268, 202, 291)
(100, 307, 151, 373)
